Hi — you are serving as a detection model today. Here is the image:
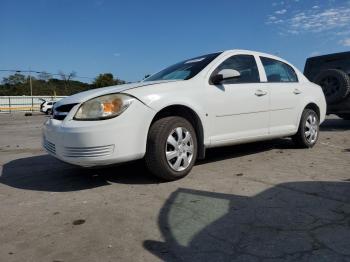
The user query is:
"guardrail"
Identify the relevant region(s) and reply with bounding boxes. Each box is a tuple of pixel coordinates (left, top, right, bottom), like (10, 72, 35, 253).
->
(0, 96, 66, 113)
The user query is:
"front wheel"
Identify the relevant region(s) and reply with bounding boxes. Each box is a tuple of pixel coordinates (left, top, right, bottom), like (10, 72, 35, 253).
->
(292, 108, 320, 148)
(145, 116, 197, 181)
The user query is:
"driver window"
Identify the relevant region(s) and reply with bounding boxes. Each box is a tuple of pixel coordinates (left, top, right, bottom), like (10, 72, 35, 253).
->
(213, 55, 260, 84)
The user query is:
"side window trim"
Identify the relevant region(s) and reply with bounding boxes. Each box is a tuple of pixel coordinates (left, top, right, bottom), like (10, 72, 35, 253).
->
(255, 55, 267, 82)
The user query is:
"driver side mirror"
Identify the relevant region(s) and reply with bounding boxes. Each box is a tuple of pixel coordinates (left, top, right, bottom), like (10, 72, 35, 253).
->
(211, 69, 241, 85)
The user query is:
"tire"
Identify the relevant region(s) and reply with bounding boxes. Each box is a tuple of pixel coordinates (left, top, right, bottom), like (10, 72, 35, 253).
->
(46, 109, 52, 115)
(337, 113, 350, 120)
(292, 108, 320, 148)
(145, 116, 198, 181)
(314, 69, 350, 105)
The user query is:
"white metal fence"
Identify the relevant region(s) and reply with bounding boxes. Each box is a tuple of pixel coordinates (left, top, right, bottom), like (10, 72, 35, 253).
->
(0, 96, 66, 113)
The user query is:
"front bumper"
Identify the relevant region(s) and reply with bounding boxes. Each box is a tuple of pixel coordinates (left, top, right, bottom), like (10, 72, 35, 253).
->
(42, 100, 155, 167)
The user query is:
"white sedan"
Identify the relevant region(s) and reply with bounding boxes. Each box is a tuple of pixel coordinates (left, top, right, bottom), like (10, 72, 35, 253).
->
(40, 100, 56, 115)
(43, 50, 326, 180)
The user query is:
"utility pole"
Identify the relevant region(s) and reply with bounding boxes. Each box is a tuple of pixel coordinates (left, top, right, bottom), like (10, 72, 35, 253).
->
(29, 70, 33, 111)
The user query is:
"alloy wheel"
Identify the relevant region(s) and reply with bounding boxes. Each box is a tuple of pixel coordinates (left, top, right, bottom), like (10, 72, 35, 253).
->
(165, 127, 194, 172)
(304, 113, 318, 144)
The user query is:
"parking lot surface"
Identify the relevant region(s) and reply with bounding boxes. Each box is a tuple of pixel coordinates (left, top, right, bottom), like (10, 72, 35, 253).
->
(0, 113, 349, 262)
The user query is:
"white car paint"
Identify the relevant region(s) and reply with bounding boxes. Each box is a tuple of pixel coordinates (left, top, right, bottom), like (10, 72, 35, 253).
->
(43, 50, 326, 167)
(40, 100, 56, 114)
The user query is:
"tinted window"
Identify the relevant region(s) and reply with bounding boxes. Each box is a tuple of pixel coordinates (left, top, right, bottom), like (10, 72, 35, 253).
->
(261, 57, 298, 82)
(47, 102, 53, 105)
(144, 52, 222, 81)
(212, 55, 260, 84)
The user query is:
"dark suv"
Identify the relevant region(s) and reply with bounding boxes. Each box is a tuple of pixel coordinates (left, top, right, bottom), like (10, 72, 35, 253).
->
(304, 51, 350, 120)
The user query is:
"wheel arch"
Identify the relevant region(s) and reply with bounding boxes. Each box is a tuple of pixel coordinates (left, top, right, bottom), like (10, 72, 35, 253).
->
(296, 102, 321, 130)
(304, 102, 320, 119)
(149, 104, 206, 159)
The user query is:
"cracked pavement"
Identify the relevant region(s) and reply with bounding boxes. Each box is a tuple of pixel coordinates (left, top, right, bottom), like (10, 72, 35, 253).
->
(0, 114, 349, 262)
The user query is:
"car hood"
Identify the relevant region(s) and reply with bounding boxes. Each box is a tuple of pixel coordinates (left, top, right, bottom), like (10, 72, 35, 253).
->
(54, 80, 178, 107)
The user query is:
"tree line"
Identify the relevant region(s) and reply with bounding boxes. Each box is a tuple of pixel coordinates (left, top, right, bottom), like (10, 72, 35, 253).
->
(0, 71, 126, 96)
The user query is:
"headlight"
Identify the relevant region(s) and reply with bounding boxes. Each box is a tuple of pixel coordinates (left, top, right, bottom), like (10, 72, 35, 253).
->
(74, 94, 134, 120)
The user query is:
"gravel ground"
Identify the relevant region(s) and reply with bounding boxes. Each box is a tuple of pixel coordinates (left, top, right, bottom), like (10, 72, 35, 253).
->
(0, 113, 349, 262)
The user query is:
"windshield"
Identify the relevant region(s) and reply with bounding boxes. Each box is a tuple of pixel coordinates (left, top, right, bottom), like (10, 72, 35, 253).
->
(144, 52, 222, 81)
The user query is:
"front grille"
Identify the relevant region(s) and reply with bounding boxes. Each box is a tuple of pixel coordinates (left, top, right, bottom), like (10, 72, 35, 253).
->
(44, 138, 56, 155)
(53, 103, 78, 120)
(63, 145, 114, 158)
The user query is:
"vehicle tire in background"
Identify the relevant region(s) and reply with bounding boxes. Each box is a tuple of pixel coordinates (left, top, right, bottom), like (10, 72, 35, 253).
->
(46, 109, 52, 115)
(292, 108, 320, 148)
(337, 113, 350, 120)
(145, 116, 197, 181)
(314, 69, 350, 104)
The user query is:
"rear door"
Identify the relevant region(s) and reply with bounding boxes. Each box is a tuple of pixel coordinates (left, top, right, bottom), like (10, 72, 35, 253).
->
(260, 57, 301, 135)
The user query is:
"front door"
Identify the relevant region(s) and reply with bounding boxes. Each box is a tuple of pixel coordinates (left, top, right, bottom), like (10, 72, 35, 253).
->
(206, 54, 269, 145)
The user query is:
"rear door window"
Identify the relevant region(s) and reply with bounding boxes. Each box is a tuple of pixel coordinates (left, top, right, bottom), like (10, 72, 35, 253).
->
(261, 57, 298, 83)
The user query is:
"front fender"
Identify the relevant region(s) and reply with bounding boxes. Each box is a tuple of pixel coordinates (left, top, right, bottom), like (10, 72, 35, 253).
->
(123, 83, 210, 145)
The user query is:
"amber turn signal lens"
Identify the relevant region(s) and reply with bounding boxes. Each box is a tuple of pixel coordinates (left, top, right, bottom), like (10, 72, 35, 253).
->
(103, 98, 122, 113)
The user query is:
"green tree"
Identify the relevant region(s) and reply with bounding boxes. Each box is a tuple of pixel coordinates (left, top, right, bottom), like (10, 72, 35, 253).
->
(59, 70, 77, 92)
(2, 73, 26, 85)
(93, 73, 126, 88)
(0, 72, 126, 96)
(38, 71, 52, 82)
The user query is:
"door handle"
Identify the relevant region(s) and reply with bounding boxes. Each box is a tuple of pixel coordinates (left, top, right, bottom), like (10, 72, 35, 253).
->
(293, 89, 302, 95)
(255, 90, 267, 97)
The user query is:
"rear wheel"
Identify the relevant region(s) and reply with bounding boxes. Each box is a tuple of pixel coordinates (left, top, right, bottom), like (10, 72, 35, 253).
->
(292, 108, 320, 148)
(145, 116, 197, 181)
(46, 109, 52, 115)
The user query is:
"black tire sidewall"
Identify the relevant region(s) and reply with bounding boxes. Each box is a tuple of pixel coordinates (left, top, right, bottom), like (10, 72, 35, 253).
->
(314, 69, 350, 104)
(299, 109, 320, 148)
(146, 117, 198, 180)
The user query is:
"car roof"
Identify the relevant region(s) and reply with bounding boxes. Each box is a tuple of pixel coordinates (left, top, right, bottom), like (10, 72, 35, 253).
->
(215, 49, 307, 82)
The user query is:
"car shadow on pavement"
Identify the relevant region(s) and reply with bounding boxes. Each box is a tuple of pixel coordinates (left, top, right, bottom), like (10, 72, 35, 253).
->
(144, 181, 350, 261)
(0, 138, 307, 192)
(197, 138, 297, 166)
(321, 118, 350, 131)
(0, 155, 159, 192)
(0, 138, 299, 192)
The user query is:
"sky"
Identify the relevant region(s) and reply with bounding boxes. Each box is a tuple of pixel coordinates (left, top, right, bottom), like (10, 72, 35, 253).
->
(0, 0, 350, 83)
